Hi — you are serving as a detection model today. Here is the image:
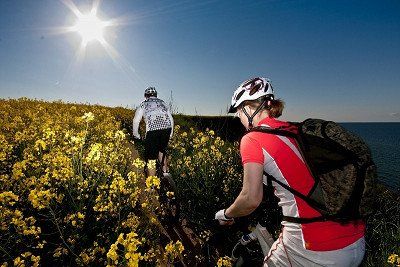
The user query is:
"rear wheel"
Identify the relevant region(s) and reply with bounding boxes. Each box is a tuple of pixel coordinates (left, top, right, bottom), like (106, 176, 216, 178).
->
(159, 173, 180, 222)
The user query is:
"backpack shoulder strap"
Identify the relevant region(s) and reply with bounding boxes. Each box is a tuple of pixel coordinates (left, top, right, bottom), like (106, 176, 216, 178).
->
(251, 124, 315, 181)
(247, 125, 298, 139)
(264, 171, 336, 223)
(264, 171, 326, 212)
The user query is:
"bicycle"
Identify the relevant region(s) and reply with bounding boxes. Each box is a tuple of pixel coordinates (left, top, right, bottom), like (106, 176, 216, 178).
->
(224, 180, 282, 267)
(230, 223, 275, 266)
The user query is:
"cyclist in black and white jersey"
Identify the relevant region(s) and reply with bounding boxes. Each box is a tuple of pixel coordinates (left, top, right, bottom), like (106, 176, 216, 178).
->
(132, 87, 174, 176)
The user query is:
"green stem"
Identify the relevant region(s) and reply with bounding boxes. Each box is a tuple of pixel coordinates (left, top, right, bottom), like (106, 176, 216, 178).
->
(49, 206, 80, 260)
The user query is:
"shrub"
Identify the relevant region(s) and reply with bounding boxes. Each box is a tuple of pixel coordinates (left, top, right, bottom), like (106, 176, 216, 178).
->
(0, 99, 183, 266)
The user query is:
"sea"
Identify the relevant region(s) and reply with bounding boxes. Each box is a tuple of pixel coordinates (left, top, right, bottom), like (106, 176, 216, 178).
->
(341, 123, 400, 193)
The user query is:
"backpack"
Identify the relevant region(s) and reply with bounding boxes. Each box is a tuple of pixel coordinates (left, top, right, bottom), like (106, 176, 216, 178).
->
(247, 118, 377, 223)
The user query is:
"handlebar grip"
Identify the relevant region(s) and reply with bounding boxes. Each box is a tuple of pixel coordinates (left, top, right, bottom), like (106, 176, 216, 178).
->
(240, 232, 257, 245)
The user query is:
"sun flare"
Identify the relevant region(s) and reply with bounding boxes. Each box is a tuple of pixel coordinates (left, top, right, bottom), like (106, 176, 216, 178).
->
(72, 12, 106, 45)
(62, 0, 113, 47)
(59, 0, 141, 86)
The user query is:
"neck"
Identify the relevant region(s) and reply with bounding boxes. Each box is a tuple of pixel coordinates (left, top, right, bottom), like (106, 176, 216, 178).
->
(251, 109, 269, 125)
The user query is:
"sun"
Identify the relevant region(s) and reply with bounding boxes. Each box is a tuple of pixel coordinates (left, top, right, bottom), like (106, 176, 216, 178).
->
(59, 0, 140, 85)
(62, 0, 113, 47)
(72, 11, 106, 45)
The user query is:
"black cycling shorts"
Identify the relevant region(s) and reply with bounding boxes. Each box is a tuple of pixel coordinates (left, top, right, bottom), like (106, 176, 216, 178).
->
(144, 128, 172, 161)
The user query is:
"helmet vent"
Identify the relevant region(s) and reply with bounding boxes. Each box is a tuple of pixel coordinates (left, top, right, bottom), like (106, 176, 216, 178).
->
(249, 83, 262, 96)
(235, 90, 245, 100)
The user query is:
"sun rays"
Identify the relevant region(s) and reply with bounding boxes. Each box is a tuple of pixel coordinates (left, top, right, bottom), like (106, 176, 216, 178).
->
(62, 0, 111, 47)
(57, 0, 144, 87)
(71, 11, 107, 46)
(56, 0, 220, 88)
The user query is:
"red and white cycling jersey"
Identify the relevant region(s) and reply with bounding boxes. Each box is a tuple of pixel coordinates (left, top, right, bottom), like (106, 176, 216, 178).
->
(240, 117, 365, 251)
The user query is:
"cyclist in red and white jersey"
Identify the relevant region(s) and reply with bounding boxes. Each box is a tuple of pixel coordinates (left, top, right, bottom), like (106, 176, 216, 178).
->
(215, 77, 365, 266)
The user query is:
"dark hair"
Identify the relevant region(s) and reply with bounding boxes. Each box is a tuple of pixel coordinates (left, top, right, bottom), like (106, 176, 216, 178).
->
(242, 97, 285, 118)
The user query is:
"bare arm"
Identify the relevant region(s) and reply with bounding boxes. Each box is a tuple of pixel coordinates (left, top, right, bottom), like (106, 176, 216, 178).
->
(225, 162, 264, 218)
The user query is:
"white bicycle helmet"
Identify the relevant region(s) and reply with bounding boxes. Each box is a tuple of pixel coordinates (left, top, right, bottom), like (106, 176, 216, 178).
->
(144, 86, 157, 97)
(228, 77, 274, 113)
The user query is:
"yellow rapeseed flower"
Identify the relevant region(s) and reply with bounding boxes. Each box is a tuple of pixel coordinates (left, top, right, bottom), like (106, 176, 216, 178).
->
(147, 160, 156, 170)
(127, 171, 137, 183)
(114, 130, 126, 141)
(80, 252, 90, 265)
(82, 112, 95, 122)
(43, 128, 56, 141)
(388, 253, 399, 264)
(217, 256, 232, 267)
(28, 189, 55, 210)
(133, 158, 145, 169)
(0, 191, 19, 205)
(126, 252, 140, 267)
(164, 240, 184, 261)
(12, 161, 26, 180)
(86, 143, 102, 161)
(34, 140, 46, 151)
(13, 257, 24, 267)
(145, 176, 160, 189)
(107, 243, 119, 262)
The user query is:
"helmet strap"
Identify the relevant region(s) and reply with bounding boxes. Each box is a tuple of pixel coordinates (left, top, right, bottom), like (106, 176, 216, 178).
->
(241, 106, 253, 128)
(241, 99, 267, 128)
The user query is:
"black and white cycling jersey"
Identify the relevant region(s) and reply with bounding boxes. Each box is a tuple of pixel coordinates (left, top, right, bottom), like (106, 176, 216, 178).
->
(132, 97, 174, 139)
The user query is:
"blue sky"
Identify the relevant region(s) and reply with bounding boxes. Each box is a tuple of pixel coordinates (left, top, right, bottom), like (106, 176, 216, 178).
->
(0, 0, 399, 122)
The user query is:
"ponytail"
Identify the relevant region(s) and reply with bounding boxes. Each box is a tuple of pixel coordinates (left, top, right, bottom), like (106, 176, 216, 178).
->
(267, 99, 285, 118)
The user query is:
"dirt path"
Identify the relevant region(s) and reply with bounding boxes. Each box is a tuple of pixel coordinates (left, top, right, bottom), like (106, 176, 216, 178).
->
(126, 142, 204, 266)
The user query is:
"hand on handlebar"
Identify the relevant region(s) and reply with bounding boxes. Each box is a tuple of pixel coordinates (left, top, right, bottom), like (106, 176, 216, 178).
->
(215, 209, 235, 226)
